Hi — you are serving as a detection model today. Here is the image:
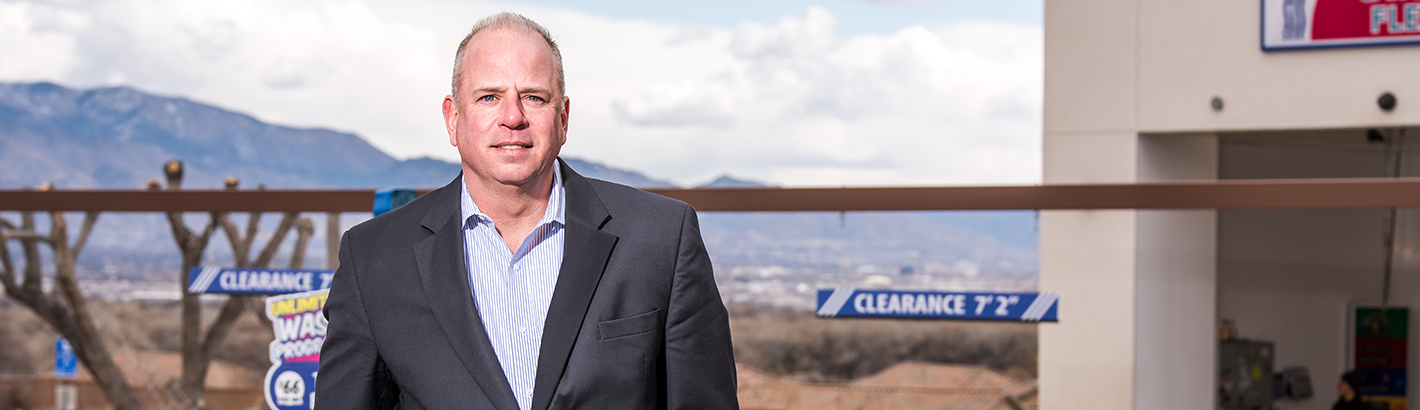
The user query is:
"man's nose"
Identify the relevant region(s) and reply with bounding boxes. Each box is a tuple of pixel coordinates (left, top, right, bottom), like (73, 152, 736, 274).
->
(499, 96, 528, 130)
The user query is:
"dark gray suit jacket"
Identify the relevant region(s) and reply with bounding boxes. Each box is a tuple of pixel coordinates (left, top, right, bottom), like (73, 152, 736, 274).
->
(316, 161, 738, 410)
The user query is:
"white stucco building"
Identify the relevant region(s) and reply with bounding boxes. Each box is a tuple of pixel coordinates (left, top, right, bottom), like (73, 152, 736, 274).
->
(1040, 0, 1420, 409)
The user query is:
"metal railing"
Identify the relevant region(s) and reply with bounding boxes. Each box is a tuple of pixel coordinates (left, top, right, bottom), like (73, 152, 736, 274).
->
(8, 177, 1420, 267)
(6, 177, 1420, 212)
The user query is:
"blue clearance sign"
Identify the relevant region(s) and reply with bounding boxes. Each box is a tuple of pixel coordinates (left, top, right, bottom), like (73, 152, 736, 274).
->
(816, 289, 1059, 322)
(187, 267, 335, 295)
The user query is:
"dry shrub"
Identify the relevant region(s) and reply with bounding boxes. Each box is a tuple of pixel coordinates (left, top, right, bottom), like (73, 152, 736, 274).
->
(0, 298, 274, 377)
(6, 295, 1039, 393)
(0, 387, 32, 410)
(729, 305, 1037, 382)
(0, 304, 54, 375)
(0, 316, 36, 375)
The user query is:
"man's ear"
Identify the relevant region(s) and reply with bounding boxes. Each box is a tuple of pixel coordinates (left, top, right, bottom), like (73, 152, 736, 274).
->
(443, 96, 459, 146)
(559, 96, 571, 145)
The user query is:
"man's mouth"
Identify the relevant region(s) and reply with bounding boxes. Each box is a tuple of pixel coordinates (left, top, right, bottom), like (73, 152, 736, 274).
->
(494, 144, 532, 149)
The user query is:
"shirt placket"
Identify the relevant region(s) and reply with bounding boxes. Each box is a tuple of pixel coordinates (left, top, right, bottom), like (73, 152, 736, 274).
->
(509, 224, 543, 408)
(476, 218, 523, 408)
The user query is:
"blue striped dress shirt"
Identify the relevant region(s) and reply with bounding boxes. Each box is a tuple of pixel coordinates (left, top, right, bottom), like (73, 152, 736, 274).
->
(459, 162, 565, 410)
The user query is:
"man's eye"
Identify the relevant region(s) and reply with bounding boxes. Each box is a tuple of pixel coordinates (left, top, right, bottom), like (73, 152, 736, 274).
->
(525, 95, 546, 104)
(477, 95, 497, 103)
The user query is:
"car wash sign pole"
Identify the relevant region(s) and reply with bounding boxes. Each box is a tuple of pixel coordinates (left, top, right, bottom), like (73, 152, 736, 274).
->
(816, 289, 1059, 322)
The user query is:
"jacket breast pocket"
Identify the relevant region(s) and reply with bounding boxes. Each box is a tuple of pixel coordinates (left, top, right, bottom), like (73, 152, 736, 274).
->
(597, 308, 661, 341)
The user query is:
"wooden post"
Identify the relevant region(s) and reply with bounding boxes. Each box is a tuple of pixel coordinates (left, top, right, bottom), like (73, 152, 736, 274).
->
(327, 212, 340, 269)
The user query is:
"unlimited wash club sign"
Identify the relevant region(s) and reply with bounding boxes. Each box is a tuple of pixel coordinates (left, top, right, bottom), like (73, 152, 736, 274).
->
(263, 290, 327, 410)
(1263, 0, 1420, 50)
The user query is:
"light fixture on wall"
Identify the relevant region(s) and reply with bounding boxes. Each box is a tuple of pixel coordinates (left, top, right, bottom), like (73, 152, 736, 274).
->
(1211, 96, 1224, 111)
(1378, 92, 1397, 111)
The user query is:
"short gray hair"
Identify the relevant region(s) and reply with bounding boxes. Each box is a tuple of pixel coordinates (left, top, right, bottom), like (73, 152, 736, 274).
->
(451, 12, 565, 104)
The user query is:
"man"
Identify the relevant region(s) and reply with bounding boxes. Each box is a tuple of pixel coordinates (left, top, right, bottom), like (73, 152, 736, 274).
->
(316, 12, 738, 410)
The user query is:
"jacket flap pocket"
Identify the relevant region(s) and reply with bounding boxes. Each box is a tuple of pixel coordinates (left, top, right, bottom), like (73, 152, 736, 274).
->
(598, 308, 661, 340)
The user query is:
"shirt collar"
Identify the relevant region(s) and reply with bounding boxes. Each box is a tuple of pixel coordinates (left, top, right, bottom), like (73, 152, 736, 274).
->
(460, 159, 565, 228)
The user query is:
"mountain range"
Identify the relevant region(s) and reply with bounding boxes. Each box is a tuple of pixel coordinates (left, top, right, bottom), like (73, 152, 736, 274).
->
(0, 81, 1036, 282)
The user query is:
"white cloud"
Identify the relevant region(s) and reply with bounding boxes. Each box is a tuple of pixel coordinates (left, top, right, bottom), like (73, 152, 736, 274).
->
(569, 7, 1042, 186)
(0, 1, 1041, 187)
(0, 0, 470, 160)
(610, 83, 738, 128)
(730, 7, 839, 60)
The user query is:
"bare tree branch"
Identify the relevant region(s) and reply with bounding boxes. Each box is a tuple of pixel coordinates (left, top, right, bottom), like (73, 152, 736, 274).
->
(217, 214, 249, 267)
(5, 283, 73, 332)
(48, 211, 97, 348)
(199, 295, 249, 360)
(289, 217, 315, 269)
(199, 212, 220, 247)
(166, 210, 194, 249)
(241, 184, 267, 256)
(248, 296, 273, 330)
(5, 230, 54, 242)
(0, 229, 16, 291)
(70, 211, 100, 262)
(217, 178, 255, 267)
(161, 166, 195, 250)
(19, 212, 43, 295)
(242, 211, 262, 258)
(254, 212, 298, 268)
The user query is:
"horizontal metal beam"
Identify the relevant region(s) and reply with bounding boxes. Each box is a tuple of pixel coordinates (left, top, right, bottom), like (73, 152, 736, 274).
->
(0, 190, 391, 213)
(5, 178, 1420, 213)
(652, 177, 1420, 211)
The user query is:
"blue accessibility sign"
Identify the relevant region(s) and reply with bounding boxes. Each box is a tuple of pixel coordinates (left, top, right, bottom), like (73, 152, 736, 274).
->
(187, 267, 334, 295)
(55, 337, 77, 379)
(815, 289, 1059, 322)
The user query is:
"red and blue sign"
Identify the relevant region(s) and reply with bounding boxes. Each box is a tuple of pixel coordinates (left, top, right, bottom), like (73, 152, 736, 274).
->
(1263, 0, 1420, 50)
(815, 289, 1058, 322)
(1354, 306, 1408, 409)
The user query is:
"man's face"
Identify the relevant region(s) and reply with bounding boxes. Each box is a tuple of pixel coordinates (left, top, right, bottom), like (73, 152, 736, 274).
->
(444, 28, 568, 189)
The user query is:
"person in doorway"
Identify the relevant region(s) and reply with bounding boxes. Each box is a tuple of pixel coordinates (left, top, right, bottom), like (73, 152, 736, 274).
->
(1333, 370, 1368, 410)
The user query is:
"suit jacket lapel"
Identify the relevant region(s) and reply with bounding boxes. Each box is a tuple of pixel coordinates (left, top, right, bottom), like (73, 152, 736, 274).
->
(415, 175, 521, 410)
(531, 161, 618, 410)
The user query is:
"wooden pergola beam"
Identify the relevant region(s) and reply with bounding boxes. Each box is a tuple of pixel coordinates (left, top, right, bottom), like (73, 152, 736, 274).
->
(4, 177, 1420, 212)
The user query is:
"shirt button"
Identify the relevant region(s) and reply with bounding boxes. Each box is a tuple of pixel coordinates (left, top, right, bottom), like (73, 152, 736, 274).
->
(514, 264, 521, 271)
(519, 326, 527, 333)
(526, 388, 533, 396)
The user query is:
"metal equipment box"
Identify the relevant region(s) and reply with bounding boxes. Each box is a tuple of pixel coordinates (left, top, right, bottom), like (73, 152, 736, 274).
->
(1221, 340, 1275, 410)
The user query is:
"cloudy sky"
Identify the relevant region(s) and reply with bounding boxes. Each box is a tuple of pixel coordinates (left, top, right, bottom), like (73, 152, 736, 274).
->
(0, 0, 1042, 187)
